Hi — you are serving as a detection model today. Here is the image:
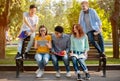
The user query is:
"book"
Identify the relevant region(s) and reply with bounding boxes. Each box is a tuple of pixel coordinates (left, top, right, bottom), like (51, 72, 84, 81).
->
(71, 53, 86, 59)
(18, 31, 28, 39)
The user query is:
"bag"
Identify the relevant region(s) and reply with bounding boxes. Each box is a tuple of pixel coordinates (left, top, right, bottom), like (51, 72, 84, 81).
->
(18, 31, 29, 39)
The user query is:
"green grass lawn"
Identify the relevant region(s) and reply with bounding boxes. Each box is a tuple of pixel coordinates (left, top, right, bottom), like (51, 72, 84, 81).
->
(0, 46, 120, 65)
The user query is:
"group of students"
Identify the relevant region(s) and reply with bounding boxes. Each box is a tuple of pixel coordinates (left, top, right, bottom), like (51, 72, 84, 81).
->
(15, 0, 106, 81)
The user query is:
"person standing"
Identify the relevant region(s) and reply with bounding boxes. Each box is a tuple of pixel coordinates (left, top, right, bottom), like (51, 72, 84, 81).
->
(78, 0, 106, 58)
(16, 4, 39, 59)
(34, 25, 51, 78)
(51, 26, 71, 78)
(70, 24, 90, 81)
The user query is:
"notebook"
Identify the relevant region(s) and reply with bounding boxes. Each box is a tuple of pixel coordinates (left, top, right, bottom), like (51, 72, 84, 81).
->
(18, 31, 28, 39)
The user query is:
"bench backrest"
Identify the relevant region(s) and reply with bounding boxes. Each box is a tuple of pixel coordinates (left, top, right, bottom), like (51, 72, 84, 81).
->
(21, 34, 99, 60)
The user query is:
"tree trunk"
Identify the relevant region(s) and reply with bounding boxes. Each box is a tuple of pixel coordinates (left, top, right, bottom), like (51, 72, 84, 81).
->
(110, 0, 120, 59)
(0, 24, 6, 59)
(0, 0, 10, 59)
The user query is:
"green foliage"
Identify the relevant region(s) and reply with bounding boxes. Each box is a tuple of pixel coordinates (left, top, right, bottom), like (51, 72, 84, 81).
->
(66, 0, 112, 39)
(9, 0, 36, 39)
(90, 1, 112, 39)
(1, 0, 113, 40)
(66, 0, 81, 29)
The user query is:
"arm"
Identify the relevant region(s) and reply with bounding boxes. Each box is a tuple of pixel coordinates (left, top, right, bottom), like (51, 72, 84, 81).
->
(34, 40, 38, 50)
(34, 36, 39, 49)
(51, 35, 56, 54)
(93, 9, 102, 35)
(23, 16, 34, 32)
(78, 11, 82, 24)
(70, 35, 74, 56)
(33, 16, 39, 31)
(84, 35, 90, 58)
(65, 36, 70, 54)
(46, 36, 52, 49)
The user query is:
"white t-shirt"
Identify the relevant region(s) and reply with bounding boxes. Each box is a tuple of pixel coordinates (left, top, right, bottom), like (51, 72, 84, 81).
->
(21, 12, 39, 31)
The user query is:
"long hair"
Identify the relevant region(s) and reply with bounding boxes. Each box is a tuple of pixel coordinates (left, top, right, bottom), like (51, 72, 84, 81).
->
(72, 24, 85, 38)
(38, 25, 48, 36)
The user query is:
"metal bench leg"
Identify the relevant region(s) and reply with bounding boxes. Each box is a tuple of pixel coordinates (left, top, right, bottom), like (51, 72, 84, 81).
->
(102, 57, 107, 77)
(16, 59, 20, 78)
(97, 58, 102, 72)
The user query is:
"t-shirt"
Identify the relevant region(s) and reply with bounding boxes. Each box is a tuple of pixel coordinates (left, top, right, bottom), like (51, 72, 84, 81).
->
(35, 35, 51, 53)
(84, 13, 93, 33)
(21, 12, 39, 31)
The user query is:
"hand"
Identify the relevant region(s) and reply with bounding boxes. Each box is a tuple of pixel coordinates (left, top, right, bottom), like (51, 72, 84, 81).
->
(25, 32, 32, 36)
(46, 42, 51, 48)
(30, 27, 34, 32)
(93, 31, 99, 35)
(69, 53, 73, 57)
(62, 50, 66, 55)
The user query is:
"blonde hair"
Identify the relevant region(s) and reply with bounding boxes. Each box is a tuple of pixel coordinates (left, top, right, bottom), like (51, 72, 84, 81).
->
(81, 1, 89, 5)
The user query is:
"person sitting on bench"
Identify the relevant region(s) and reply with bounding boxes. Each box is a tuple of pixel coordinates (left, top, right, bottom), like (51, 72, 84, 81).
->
(51, 26, 71, 78)
(34, 25, 51, 78)
(70, 24, 90, 81)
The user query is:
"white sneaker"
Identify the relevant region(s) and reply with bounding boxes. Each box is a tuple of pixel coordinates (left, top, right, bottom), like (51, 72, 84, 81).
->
(56, 71, 60, 78)
(35, 68, 40, 74)
(36, 69, 44, 78)
(66, 72, 71, 77)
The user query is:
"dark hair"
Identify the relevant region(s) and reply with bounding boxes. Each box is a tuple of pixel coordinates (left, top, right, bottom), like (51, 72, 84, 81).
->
(72, 24, 85, 38)
(29, 4, 37, 9)
(55, 26, 64, 33)
(38, 25, 48, 36)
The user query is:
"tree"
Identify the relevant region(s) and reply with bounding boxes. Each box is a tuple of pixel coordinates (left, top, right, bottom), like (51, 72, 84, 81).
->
(98, 0, 120, 58)
(0, 0, 28, 59)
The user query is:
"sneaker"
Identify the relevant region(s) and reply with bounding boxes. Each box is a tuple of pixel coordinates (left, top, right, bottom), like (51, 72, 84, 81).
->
(56, 71, 60, 78)
(85, 73, 90, 80)
(77, 73, 82, 81)
(35, 68, 40, 74)
(16, 52, 22, 59)
(36, 69, 44, 78)
(66, 72, 71, 77)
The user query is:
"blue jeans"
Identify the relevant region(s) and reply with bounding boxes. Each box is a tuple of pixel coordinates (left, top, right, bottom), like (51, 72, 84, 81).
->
(71, 56, 88, 72)
(51, 54, 70, 72)
(17, 32, 35, 54)
(35, 53, 50, 69)
(87, 30, 104, 53)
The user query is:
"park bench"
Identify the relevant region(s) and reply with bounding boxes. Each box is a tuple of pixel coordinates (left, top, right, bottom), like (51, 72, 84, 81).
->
(15, 34, 106, 78)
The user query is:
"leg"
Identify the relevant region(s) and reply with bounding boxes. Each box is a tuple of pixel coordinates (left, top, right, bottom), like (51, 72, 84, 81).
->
(42, 54, 50, 69)
(97, 33, 105, 53)
(34, 54, 43, 69)
(16, 39, 24, 59)
(87, 31, 102, 53)
(78, 58, 90, 80)
(34, 54, 44, 78)
(51, 54, 60, 78)
(71, 56, 79, 73)
(51, 54, 59, 71)
(62, 54, 71, 77)
(25, 33, 35, 52)
(62, 54, 70, 72)
(77, 58, 88, 72)
(97, 33, 106, 58)
(17, 39, 23, 54)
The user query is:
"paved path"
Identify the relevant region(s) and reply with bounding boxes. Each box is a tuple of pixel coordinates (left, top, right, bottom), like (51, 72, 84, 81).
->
(0, 70, 120, 81)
